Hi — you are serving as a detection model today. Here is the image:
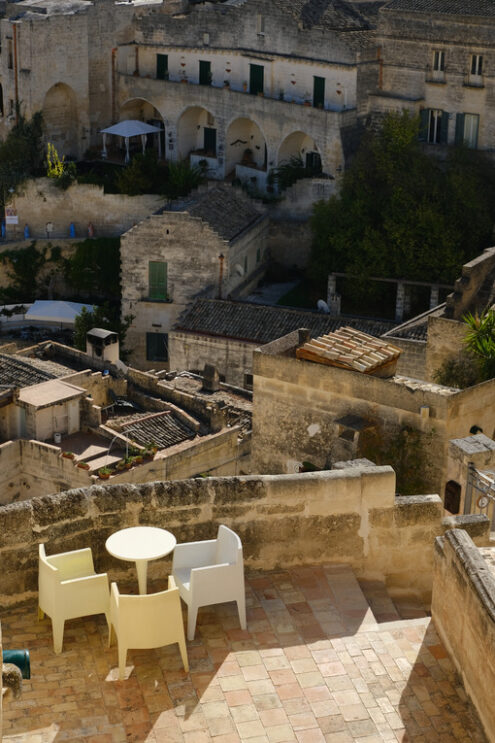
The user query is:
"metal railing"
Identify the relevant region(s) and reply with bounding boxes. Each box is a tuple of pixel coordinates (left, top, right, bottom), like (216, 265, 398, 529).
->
(464, 462, 495, 530)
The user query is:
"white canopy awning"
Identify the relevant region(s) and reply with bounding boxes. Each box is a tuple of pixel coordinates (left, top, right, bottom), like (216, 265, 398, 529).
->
(25, 300, 94, 326)
(100, 119, 162, 162)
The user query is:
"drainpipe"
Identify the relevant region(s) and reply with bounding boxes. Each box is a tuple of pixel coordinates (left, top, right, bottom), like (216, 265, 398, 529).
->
(13, 23, 18, 122)
(217, 253, 224, 299)
(377, 46, 383, 90)
(111, 47, 117, 122)
(134, 45, 139, 76)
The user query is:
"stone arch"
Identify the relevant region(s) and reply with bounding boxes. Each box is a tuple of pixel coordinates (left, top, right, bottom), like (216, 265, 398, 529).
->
(277, 131, 322, 172)
(119, 98, 166, 159)
(176, 106, 217, 161)
(225, 117, 267, 175)
(42, 83, 78, 158)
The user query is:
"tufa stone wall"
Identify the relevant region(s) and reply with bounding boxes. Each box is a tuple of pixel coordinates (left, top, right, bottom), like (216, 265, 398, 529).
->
(12, 178, 163, 241)
(0, 467, 489, 608)
(425, 315, 470, 382)
(386, 337, 426, 381)
(168, 332, 257, 389)
(251, 334, 495, 496)
(432, 529, 495, 742)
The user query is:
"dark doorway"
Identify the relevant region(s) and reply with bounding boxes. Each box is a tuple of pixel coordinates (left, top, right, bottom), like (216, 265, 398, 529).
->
(249, 64, 264, 95)
(444, 480, 461, 514)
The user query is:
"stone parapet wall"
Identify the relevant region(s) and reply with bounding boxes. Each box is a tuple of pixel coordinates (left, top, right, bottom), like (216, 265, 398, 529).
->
(432, 529, 495, 742)
(0, 466, 489, 608)
(387, 337, 426, 380)
(425, 315, 467, 381)
(11, 178, 163, 241)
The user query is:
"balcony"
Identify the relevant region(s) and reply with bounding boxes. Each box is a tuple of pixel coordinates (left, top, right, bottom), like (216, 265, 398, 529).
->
(190, 152, 221, 178)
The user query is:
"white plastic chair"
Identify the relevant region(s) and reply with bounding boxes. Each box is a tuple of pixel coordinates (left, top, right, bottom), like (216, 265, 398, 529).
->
(109, 575, 189, 680)
(38, 544, 110, 654)
(172, 524, 247, 640)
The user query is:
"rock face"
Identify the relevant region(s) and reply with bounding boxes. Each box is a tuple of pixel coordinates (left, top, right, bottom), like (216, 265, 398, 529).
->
(2, 664, 22, 699)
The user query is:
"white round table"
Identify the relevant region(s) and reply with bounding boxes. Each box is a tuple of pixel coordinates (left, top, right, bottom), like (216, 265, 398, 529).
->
(106, 526, 176, 594)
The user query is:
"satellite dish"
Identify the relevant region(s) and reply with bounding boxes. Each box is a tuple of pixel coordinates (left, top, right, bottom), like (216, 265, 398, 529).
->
(317, 299, 330, 313)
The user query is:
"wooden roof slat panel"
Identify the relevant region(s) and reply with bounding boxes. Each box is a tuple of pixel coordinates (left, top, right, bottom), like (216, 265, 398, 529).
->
(296, 326, 401, 375)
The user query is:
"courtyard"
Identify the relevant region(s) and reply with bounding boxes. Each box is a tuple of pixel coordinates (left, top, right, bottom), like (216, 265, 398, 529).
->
(1, 564, 486, 743)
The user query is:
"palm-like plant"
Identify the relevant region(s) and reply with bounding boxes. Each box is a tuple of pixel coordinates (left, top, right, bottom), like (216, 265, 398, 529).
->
(463, 308, 495, 380)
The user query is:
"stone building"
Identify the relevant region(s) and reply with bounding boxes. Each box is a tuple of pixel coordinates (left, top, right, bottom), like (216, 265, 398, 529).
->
(251, 327, 495, 497)
(0, 0, 380, 170)
(170, 297, 394, 388)
(120, 184, 268, 370)
(372, 0, 495, 152)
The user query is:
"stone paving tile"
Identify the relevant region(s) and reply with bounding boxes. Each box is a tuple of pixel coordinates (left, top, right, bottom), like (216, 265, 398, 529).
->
(1, 567, 488, 742)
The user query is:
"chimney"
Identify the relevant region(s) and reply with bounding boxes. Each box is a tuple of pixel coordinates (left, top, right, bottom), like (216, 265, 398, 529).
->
(202, 363, 220, 393)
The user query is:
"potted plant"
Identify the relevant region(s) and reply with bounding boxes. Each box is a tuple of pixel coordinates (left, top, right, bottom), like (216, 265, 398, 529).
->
(98, 467, 112, 480)
(77, 461, 90, 470)
(143, 447, 155, 460)
(132, 454, 143, 465)
(124, 456, 134, 470)
(62, 451, 75, 460)
(116, 460, 126, 471)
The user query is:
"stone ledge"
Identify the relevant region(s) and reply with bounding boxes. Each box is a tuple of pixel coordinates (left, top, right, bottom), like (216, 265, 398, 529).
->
(442, 513, 490, 542)
(442, 528, 495, 624)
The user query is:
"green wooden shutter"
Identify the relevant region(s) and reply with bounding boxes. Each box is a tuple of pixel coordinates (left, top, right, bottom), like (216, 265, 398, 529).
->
(455, 113, 465, 146)
(249, 64, 264, 95)
(149, 261, 167, 300)
(313, 77, 325, 108)
(418, 109, 429, 141)
(199, 60, 211, 85)
(440, 111, 449, 144)
(156, 54, 168, 80)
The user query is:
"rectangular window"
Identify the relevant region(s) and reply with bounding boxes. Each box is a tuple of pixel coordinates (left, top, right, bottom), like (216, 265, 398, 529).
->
(471, 54, 483, 76)
(7, 40, 12, 70)
(199, 60, 211, 86)
(256, 14, 265, 34)
(146, 332, 168, 362)
(203, 127, 217, 156)
(156, 54, 169, 81)
(148, 261, 167, 300)
(433, 50, 445, 72)
(455, 112, 479, 149)
(249, 64, 264, 95)
(422, 109, 448, 144)
(313, 76, 325, 108)
(305, 151, 322, 172)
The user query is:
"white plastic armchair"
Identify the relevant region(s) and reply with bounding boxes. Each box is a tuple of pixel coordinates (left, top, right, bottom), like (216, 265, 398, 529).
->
(172, 524, 247, 640)
(109, 575, 189, 680)
(38, 543, 110, 654)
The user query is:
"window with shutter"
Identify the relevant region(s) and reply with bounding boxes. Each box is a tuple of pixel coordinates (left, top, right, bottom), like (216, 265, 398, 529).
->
(313, 77, 325, 108)
(149, 261, 167, 300)
(156, 54, 169, 81)
(146, 333, 168, 362)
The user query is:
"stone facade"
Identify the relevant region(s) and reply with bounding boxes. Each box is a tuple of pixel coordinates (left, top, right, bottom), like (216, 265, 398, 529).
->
(373, 2, 495, 153)
(0, 466, 489, 608)
(432, 529, 495, 742)
(11, 178, 163, 241)
(251, 329, 495, 497)
(120, 186, 268, 370)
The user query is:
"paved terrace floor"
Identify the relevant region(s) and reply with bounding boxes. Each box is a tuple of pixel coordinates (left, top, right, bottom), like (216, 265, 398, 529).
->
(1, 565, 486, 743)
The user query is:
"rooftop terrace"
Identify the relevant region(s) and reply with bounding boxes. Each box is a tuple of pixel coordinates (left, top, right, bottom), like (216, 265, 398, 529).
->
(1, 563, 487, 743)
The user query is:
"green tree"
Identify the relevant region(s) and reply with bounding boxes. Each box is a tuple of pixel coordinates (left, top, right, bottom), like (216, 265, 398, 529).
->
(309, 111, 495, 300)
(63, 237, 121, 300)
(0, 108, 44, 208)
(463, 309, 495, 380)
(73, 303, 134, 359)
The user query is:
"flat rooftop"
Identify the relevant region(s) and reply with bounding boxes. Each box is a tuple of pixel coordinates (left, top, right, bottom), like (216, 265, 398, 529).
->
(1, 564, 487, 743)
(17, 379, 86, 408)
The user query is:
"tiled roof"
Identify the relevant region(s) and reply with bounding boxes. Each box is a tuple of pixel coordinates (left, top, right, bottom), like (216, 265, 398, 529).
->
(121, 411, 197, 449)
(173, 299, 395, 344)
(296, 326, 401, 375)
(383, 0, 495, 16)
(0, 353, 56, 388)
(167, 186, 264, 243)
(271, 0, 373, 29)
